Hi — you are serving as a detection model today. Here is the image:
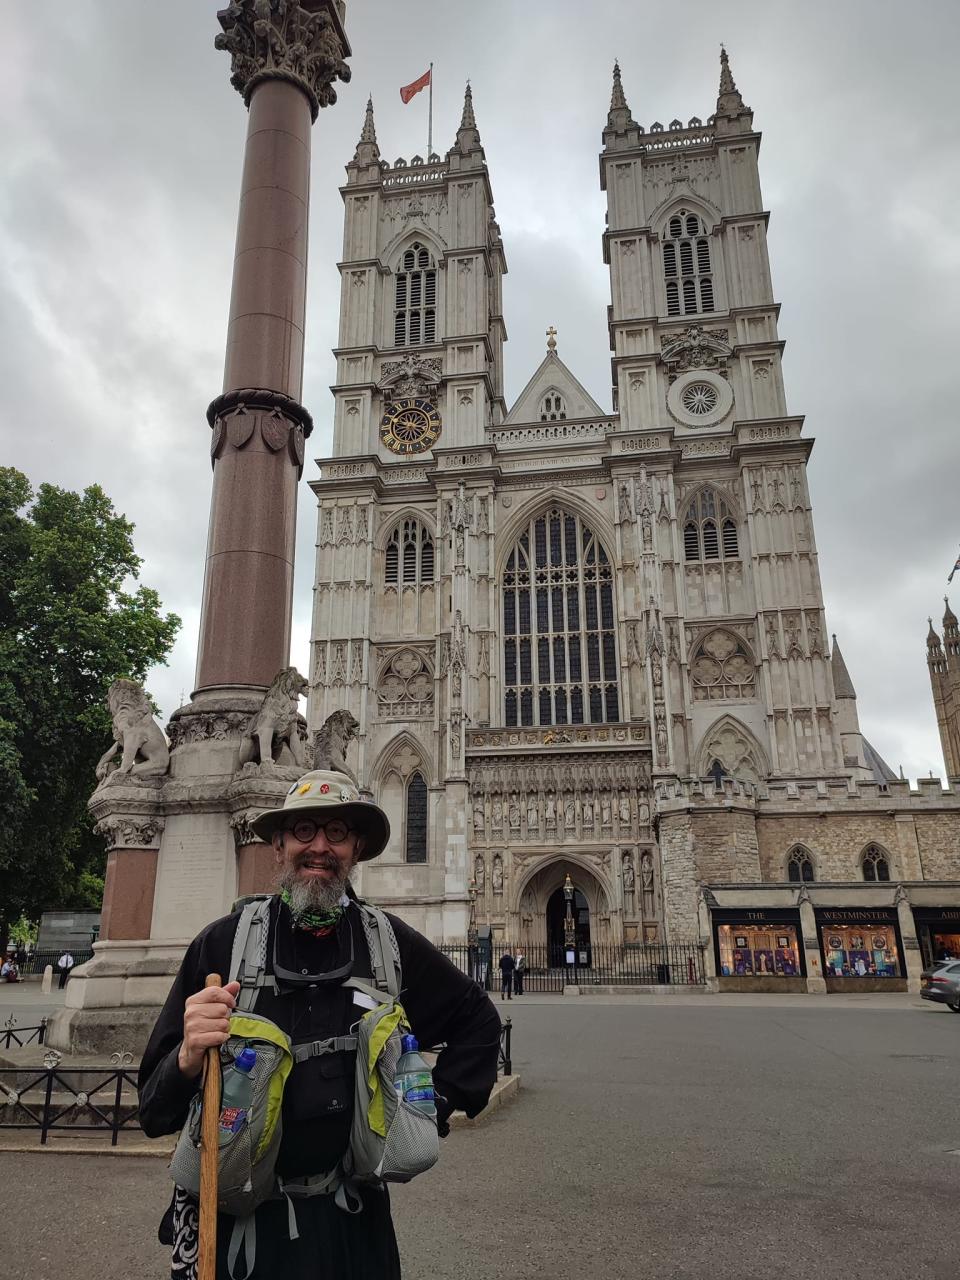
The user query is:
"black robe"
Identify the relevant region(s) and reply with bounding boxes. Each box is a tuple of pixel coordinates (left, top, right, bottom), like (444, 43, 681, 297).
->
(139, 895, 501, 1279)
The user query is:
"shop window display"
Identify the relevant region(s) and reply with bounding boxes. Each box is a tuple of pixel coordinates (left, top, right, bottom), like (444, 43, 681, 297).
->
(820, 924, 901, 978)
(717, 924, 801, 977)
(931, 932, 960, 962)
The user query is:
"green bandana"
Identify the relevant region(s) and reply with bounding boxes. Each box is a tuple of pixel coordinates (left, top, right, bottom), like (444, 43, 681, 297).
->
(280, 888, 345, 936)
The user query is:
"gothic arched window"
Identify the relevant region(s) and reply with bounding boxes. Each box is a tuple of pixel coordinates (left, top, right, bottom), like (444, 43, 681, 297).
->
(861, 844, 891, 882)
(394, 242, 437, 347)
(385, 519, 434, 586)
(539, 392, 567, 422)
(502, 508, 619, 727)
(663, 209, 714, 317)
(683, 489, 739, 563)
(405, 772, 428, 863)
(787, 846, 815, 883)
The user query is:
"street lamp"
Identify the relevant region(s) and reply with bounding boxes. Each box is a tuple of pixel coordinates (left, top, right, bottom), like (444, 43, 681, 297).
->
(563, 872, 576, 964)
(467, 878, 478, 982)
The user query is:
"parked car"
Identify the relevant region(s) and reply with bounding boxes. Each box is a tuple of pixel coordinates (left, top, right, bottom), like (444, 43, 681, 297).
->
(920, 959, 960, 1009)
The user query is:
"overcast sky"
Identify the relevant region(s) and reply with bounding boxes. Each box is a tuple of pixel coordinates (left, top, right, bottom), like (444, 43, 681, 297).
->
(3, 1, 959, 781)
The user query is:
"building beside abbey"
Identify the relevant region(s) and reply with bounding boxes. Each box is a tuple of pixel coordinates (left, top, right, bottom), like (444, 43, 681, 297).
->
(308, 53, 960, 993)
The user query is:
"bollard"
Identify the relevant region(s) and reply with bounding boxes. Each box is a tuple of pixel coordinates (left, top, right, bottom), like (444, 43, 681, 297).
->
(41, 964, 53, 995)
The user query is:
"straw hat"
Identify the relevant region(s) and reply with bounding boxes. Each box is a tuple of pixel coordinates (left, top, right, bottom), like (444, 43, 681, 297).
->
(250, 770, 390, 861)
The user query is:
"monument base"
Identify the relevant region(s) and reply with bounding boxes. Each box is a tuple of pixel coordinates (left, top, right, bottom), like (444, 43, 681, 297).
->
(45, 939, 189, 1056)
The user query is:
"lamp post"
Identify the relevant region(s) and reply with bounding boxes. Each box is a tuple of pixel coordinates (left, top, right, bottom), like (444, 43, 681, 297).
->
(467, 878, 478, 982)
(563, 872, 576, 969)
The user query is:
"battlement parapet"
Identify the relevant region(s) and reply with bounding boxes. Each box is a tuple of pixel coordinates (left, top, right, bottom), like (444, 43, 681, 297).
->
(655, 775, 959, 817)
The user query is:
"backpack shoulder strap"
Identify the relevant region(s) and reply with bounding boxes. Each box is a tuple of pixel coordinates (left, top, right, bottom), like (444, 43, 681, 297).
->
(229, 895, 276, 1013)
(353, 901, 401, 999)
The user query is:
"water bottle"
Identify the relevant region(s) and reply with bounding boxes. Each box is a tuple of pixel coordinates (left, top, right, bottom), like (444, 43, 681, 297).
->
(394, 1034, 436, 1116)
(218, 1046, 256, 1144)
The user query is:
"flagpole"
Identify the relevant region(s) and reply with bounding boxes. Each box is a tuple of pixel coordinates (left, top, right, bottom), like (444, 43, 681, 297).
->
(428, 61, 434, 156)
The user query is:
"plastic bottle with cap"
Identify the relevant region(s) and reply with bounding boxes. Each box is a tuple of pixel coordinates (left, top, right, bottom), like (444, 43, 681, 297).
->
(393, 1034, 436, 1116)
(218, 1046, 257, 1143)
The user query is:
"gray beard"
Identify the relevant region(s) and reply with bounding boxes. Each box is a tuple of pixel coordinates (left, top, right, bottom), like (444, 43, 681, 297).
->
(276, 862, 351, 917)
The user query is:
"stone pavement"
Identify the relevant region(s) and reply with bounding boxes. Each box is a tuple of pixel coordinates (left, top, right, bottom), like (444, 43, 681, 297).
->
(5, 995, 960, 1279)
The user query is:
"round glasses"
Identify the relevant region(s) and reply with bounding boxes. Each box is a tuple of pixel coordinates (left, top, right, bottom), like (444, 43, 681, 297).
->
(286, 817, 353, 845)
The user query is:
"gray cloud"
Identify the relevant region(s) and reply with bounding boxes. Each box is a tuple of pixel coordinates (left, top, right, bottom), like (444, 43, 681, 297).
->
(3, 0, 958, 779)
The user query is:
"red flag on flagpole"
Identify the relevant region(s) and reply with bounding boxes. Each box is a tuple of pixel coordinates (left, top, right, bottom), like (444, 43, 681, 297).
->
(400, 68, 431, 104)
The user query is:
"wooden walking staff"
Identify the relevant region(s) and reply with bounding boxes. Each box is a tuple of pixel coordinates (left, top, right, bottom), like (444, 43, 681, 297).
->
(198, 973, 223, 1280)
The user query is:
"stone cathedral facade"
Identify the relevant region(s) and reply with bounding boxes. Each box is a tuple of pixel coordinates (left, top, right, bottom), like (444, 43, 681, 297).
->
(308, 55, 960, 991)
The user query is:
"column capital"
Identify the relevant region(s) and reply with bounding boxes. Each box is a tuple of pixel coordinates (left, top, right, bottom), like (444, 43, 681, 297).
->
(215, 0, 351, 122)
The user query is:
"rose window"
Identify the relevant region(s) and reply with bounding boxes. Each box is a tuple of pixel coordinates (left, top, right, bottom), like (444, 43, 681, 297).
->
(680, 382, 719, 416)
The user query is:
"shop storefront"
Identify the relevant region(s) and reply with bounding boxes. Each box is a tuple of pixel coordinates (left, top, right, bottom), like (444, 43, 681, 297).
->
(712, 908, 806, 992)
(912, 907, 960, 969)
(815, 908, 905, 992)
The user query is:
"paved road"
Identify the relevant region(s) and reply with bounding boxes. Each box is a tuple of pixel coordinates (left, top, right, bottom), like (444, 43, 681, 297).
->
(6, 997, 960, 1280)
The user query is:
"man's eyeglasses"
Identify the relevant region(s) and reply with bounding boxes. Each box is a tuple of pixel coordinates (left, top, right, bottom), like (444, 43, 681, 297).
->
(284, 818, 353, 845)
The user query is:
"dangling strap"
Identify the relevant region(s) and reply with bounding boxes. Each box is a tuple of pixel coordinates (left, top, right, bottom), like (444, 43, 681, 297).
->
(227, 1214, 256, 1280)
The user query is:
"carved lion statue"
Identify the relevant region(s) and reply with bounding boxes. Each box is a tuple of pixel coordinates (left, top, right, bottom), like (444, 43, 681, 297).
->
(237, 666, 309, 769)
(312, 709, 359, 782)
(95, 679, 170, 783)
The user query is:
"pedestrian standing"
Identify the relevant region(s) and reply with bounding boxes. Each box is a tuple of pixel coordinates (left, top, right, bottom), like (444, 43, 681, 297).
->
(57, 951, 74, 989)
(499, 948, 515, 1001)
(514, 949, 525, 996)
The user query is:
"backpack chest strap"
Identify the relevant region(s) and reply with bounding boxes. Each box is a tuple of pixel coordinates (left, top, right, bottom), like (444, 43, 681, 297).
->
(291, 1034, 358, 1063)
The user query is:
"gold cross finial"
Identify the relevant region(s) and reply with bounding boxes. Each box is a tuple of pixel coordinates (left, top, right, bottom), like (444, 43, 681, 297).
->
(546, 325, 558, 352)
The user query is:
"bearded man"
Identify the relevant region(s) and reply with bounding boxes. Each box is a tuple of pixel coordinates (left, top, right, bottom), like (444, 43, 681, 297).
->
(139, 770, 500, 1280)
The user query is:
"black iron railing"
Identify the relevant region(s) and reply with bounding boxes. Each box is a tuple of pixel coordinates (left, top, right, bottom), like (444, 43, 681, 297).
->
(441, 940, 706, 991)
(13, 949, 94, 978)
(0, 1063, 140, 1146)
(499, 1018, 512, 1076)
(0, 1018, 47, 1050)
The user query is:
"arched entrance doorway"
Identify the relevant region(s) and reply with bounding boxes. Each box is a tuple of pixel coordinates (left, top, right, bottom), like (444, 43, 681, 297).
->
(546, 886, 592, 965)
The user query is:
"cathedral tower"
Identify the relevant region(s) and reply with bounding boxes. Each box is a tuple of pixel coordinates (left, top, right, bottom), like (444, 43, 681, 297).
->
(928, 601, 960, 779)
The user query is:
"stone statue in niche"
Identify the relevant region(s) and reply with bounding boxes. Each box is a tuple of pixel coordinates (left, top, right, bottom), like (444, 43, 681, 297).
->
(509, 793, 521, 830)
(564, 796, 576, 829)
(601, 793, 612, 826)
(95, 679, 170, 783)
(622, 852, 635, 893)
(527, 796, 539, 828)
(237, 667, 310, 771)
(492, 796, 503, 828)
(619, 793, 631, 825)
(311, 707, 359, 781)
(641, 852, 655, 917)
(473, 799, 485, 833)
(492, 854, 504, 893)
(545, 792, 557, 827)
(582, 795, 594, 827)
(474, 854, 485, 892)
(638, 800, 650, 826)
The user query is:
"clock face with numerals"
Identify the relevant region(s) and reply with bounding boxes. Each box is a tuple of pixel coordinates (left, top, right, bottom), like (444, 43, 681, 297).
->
(379, 398, 442, 455)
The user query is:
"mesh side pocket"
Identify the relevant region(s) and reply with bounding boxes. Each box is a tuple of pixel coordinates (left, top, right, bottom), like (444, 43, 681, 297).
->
(379, 1099, 439, 1183)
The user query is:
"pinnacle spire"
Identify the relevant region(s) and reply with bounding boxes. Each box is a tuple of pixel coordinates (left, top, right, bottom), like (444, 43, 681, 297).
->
(715, 45, 751, 128)
(460, 81, 477, 131)
(830, 635, 856, 699)
(606, 59, 636, 133)
(360, 95, 377, 144)
(928, 617, 943, 648)
(610, 60, 628, 112)
(719, 45, 738, 97)
(944, 596, 958, 628)
(351, 95, 380, 165)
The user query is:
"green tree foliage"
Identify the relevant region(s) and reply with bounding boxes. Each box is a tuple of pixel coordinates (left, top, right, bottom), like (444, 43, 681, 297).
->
(0, 469, 180, 944)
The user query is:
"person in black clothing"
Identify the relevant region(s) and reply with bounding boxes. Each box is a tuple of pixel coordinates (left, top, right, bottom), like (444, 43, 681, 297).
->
(498, 949, 515, 1000)
(139, 770, 501, 1280)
